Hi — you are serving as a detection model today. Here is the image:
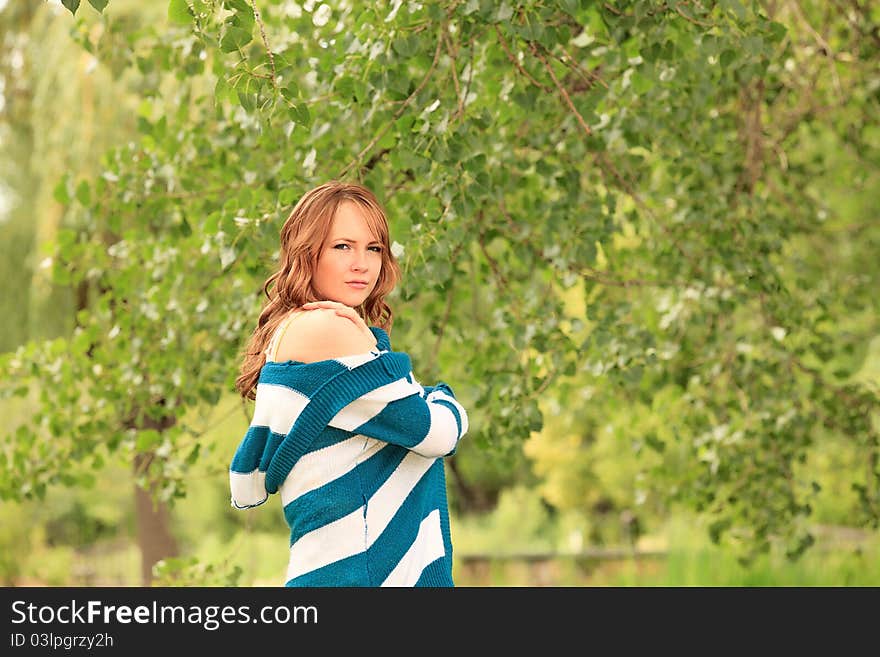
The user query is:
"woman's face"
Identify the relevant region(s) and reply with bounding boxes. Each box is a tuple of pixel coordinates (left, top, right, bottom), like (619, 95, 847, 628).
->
(312, 201, 383, 307)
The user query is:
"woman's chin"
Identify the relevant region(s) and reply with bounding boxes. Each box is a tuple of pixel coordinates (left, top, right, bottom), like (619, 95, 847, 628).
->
(313, 287, 370, 307)
(337, 292, 368, 307)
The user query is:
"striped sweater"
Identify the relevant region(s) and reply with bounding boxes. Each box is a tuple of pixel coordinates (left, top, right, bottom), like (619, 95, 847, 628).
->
(229, 325, 469, 587)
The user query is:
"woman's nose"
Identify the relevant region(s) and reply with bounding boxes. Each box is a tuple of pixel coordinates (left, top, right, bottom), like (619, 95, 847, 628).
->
(351, 251, 368, 272)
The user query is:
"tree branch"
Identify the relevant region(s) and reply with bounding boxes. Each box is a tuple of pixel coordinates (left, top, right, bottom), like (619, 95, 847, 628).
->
(338, 28, 445, 179)
(494, 26, 550, 92)
(248, 0, 277, 88)
(528, 41, 591, 136)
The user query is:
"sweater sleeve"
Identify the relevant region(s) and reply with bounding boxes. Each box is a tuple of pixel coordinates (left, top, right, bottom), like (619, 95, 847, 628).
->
(326, 377, 469, 458)
(231, 345, 468, 507)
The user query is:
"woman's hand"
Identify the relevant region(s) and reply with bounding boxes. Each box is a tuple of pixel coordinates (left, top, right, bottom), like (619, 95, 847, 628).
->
(300, 300, 375, 344)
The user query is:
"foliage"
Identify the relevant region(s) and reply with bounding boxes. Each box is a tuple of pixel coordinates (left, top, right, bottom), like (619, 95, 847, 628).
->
(152, 555, 243, 586)
(0, 0, 877, 574)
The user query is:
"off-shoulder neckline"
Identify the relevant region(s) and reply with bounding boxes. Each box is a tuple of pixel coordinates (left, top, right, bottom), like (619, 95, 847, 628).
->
(263, 325, 389, 367)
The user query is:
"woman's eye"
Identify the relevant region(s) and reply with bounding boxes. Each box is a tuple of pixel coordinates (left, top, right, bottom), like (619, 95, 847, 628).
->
(332, 243, 381, 253)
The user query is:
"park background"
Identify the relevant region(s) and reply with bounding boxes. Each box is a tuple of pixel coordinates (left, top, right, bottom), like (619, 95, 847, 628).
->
(0, 0, 877, 586)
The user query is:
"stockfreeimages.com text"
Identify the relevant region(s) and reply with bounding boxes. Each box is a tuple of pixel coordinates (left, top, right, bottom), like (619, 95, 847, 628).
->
(11, 599, 317, 631)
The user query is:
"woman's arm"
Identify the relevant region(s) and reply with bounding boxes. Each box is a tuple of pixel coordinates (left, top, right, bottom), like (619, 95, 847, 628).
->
(327, 377, 468, 458)
(274, 305, 467, 458)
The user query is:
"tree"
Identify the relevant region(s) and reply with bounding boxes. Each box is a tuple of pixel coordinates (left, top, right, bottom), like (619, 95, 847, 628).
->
(1, 0, 877, 584)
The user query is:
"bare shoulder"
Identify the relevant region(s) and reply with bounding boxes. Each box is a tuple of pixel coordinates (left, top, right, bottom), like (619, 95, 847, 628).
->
(275, 308, 377, 363)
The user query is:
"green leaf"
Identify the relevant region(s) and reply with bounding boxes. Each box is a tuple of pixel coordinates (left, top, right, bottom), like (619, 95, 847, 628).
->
(220, 26, 253, 52)
(495, 3, 514, 23)
(56, 228, 77, 254)
(392, 35, 418, 57)
(229, 8, 255, 32)
(768, 21, 787, 44)
(720, 49, 736, 68)
(136, 429, 162, 451)
(288, 103, 311, 127)
(52, 265, 71, 285)
(513, 89, 537, 111)
(75, 180, 91, 206)
(630, 71, 654, 95)
(178, 215, 193, 237)
(185, 444, 201, 466)
(53, 178, 71, 205)
(168, 0, 193, 26)
(645, 433, 666, 453)
(237, 91, 255, 112)
(556, 0, 578, 17)
(213, 76, 234, 106)
(203, 213, 219, 234)
(278, 187, 300, 206)
(334, 76, 355, 100)
(61, 0, 81, 16)
(224, 0, 250, 12)
(720, 0, 746, 21)
(88, 0, 109, 12)
(280, 83, 300, 102)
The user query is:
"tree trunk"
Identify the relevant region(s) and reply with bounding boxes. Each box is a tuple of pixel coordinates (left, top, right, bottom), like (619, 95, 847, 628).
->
(133, 452, 179, 586)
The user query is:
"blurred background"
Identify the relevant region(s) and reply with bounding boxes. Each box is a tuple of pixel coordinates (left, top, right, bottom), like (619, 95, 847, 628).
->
(1, 0, 878, 586)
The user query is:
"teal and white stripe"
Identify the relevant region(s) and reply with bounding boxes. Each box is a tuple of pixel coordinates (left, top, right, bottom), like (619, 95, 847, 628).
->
(230, 326, 468, 587)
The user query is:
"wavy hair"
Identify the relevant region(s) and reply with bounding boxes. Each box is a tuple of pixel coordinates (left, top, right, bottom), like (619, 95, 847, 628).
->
(235, 181, 401, 400)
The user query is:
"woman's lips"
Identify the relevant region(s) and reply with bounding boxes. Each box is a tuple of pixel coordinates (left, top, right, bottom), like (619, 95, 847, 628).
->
(347, 282, 368, 289)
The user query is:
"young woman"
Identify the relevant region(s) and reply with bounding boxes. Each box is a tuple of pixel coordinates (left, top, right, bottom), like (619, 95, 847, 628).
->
(230, 180, 469, 587)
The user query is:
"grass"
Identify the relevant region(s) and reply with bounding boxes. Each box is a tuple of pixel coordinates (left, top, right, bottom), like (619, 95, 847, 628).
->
(452, 515, 880, 587)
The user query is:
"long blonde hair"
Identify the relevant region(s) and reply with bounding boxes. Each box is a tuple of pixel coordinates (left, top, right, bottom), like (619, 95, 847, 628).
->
(235, 181, 401, 400)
